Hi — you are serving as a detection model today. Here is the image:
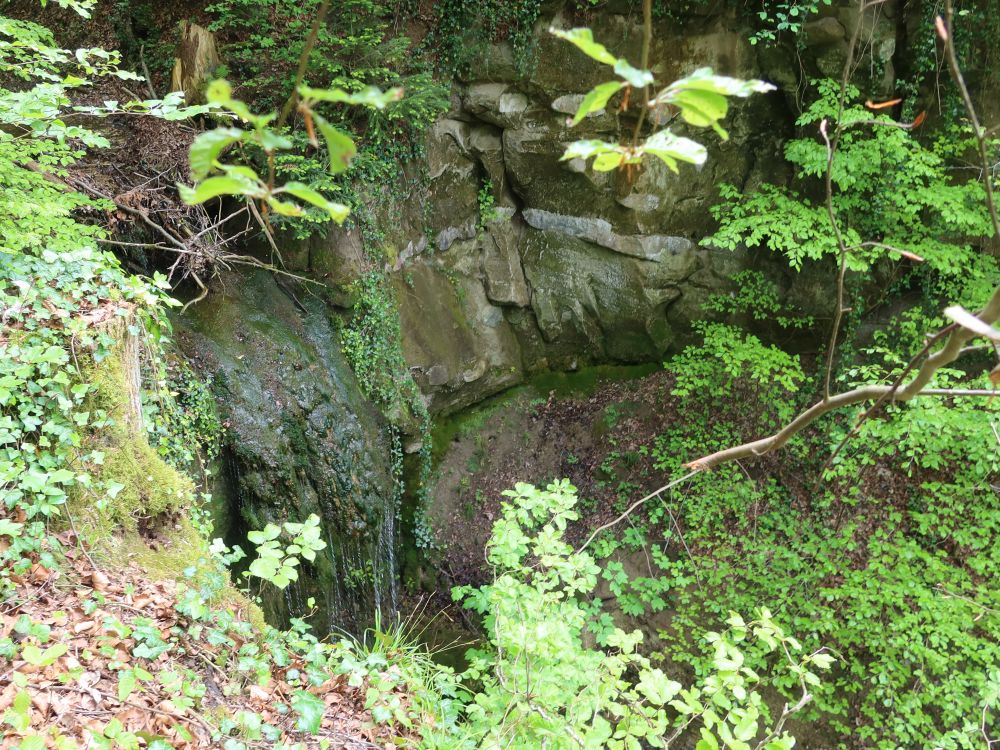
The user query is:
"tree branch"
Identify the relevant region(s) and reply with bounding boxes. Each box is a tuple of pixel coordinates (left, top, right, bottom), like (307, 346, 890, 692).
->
(684, 284, 1000, 471)
(277, 0, 332, 129)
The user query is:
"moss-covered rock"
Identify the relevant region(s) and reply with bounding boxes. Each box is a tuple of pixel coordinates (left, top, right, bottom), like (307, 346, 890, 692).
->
(173, 268, 397, 633)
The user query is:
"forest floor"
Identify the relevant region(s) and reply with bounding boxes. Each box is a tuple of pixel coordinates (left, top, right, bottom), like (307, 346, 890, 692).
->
(0, 531, 396, 749)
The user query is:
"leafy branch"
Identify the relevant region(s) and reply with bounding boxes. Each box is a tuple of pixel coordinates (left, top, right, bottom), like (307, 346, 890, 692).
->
(681, 2, 1000, 473)
(550, 26, 773, 174)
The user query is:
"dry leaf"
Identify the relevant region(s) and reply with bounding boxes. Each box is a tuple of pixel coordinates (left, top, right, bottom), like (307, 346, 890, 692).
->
(90, 570, 111, 591)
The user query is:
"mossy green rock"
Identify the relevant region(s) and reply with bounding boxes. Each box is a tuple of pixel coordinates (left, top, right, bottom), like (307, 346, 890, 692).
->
(173, 269, 397, 633)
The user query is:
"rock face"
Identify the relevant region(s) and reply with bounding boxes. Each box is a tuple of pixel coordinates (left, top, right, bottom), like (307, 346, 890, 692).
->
(335, 4, 806, 415)
(173, 270, 397, 633)
(264, 1, 903, 418)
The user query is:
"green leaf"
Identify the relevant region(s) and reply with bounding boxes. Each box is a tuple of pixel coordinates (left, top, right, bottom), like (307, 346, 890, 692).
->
(811, 652, 835, 669)
(675, 68, 775, 97)
(571, 82, 624, 126)
(643, 129, 707, 171)
(733, 714, 758, 742)
(298, 85, 402, 109)
(291, 690, 325, 734)
(653, 68, 775, 139)
(247, 524, 281, 544)
(550, 28, 618, 66)
(672, 89, 730, 137)
(205, 79, 233, 106)
(636, 668, 681, 705)
(257, 129, 293, 153)
(613, 59, 653, 88)
(178, 175, 263, 205)
(279, 183, 350, 224)
(560, 139, 621, 162)
(17, 736, 46, 750)
(696, 728, 720, 750)
(312, 113, 356, 174)
(21, 642, 66, 667)
(593, 151, 624, 171)
(118, 669, 136, 701)
(189, 128, 245, 180)
(266, 196, 305, 217)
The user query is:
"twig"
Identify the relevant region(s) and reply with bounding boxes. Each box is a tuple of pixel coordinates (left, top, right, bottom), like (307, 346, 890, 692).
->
(277, 0, 332, 128)
(63, 504, 99, 574)
(578, 471, 698, 553)
(247, 198, 284, 268)
(628, 0, 653, 153)
(139, 44, 157, 99)
(819, 0, 874, 401)
(656, 493, 703, 590)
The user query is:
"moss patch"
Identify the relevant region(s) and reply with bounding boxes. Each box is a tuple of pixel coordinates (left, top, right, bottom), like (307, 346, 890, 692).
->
(66, 333, 264, 628)
(70, 338, 194, 538)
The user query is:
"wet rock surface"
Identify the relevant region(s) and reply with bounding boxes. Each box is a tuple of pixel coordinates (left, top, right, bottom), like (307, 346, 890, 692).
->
(173, 269, 398, 633)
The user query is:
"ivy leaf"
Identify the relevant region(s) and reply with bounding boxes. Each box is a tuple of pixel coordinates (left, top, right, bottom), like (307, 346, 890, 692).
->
(549, 28, 618, 66)
(291, 690, 325, 734)
(570, 82, 624, 126)
(189, 128, 245, 180)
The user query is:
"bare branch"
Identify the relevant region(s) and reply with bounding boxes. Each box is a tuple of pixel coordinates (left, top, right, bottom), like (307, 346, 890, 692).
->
(578, 471, 698, 552)
(685, 284, 1000, 471)
(277, 0, 332, 128)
